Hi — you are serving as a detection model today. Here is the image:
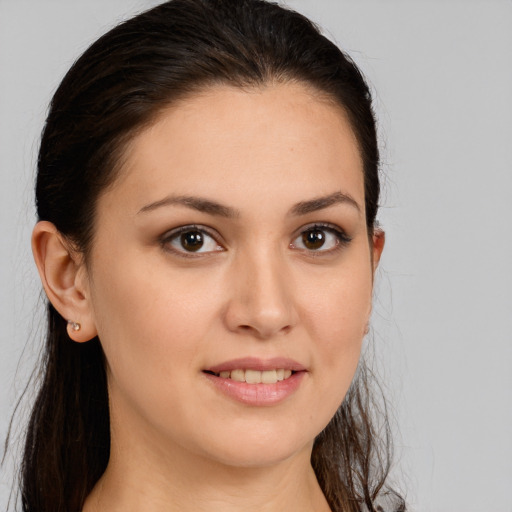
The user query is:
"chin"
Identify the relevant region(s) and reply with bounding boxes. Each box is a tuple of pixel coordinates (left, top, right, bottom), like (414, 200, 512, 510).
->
(191, 422, 318, 469)
(210, 445, 306, 469)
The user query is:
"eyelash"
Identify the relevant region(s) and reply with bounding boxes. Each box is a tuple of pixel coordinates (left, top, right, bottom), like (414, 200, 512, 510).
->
(290, 223, 352, 255)
(160, 224, 223, 258)
(159, 223, 352, 258)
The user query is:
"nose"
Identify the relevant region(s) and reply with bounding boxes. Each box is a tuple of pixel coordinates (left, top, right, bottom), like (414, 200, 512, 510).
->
(223, 248, 298, 340)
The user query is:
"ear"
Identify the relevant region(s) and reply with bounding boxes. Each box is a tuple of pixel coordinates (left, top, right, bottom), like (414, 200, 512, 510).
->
(364, 228, 385, 336)
(371, 228, 385, 275)
(32, 221, 97, 342)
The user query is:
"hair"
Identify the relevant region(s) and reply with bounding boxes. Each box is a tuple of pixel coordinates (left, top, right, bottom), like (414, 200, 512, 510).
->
(9, 0, 405, 510)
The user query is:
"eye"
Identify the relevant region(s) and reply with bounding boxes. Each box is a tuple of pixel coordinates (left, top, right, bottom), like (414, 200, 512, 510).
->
(162, 226, 224, 255)
(290, 224, 351, 252)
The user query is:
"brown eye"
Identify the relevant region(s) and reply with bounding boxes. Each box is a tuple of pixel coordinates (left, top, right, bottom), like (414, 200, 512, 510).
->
(290, 224, 350, 253)
(163, 226, 224, 255)
(180, 230, 204, 251)
(302, 229, 325, 250)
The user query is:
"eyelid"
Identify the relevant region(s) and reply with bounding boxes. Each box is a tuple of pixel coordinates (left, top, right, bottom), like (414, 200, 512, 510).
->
(158, 222, 351, 258)
(289, 222, 352, 252)
(159, 224, 225, 257)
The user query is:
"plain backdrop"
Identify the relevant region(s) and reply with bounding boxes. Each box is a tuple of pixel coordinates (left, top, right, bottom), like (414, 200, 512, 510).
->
(1, 1, 511, 511)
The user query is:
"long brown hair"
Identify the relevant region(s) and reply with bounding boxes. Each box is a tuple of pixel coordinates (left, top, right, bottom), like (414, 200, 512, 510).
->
(7, 1, 405, 510)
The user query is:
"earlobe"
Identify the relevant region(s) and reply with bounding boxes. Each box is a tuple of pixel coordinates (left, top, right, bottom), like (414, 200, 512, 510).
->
(31, 221, 97, 342)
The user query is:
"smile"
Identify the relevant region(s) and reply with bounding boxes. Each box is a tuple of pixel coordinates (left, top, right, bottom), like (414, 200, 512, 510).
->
(205, 368, 294, 384)
(202, 358, 306, 406)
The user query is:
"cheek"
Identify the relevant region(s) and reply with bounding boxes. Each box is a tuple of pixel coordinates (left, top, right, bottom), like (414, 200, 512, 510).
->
(299, 257, 373, 395)
(87, 258, 226, 446)
(302, 261, 372, 344)
(87, 253, 218, 391)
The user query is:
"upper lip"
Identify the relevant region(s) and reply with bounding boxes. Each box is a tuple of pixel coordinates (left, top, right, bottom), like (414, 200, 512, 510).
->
(204, 357, 307, 374)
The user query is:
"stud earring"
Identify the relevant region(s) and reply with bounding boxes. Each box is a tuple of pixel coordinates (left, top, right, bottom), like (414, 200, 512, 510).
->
(68, 321, 81, 332)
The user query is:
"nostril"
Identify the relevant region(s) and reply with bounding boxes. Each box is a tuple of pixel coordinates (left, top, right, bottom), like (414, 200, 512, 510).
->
(236, 323, 292, 338)
(223, 294, 297, 338)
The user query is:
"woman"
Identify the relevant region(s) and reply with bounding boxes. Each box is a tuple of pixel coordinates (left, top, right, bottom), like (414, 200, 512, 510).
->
(16, 0, 404, 510)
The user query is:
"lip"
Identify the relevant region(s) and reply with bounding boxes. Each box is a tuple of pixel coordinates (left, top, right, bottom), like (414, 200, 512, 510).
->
(204, 357, 307, 374)
(203, 357, 307, 407)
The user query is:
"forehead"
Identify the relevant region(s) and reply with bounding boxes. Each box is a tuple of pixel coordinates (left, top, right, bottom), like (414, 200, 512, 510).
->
(106, 83, 364, 213)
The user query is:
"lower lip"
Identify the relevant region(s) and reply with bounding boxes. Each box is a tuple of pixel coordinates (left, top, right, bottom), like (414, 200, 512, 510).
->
(203, 371, 306, 406)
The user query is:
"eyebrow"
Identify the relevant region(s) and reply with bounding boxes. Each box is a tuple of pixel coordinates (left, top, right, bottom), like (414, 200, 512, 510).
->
(290, 191, 361, 216)
(138, 195, 240, 218)
(138, 191, 361, 217)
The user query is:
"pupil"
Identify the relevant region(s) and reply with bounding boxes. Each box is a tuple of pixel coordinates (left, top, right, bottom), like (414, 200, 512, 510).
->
(181, 231, 204, 251)
(303, 229, 325, 250)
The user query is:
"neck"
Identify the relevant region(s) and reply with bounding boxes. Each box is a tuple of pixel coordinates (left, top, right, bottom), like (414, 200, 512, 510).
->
(83, 402, 331, 512)
(85, 443, 330, 512)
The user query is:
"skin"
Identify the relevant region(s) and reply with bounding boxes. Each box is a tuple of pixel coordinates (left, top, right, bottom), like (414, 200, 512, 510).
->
(33, 82, 384, 512)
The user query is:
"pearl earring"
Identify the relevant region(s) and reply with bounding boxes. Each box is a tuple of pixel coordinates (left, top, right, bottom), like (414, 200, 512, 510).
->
(68, 321, 81, 332)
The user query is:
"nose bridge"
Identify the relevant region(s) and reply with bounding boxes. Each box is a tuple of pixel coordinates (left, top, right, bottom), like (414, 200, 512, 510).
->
(225, 242, 297, 338)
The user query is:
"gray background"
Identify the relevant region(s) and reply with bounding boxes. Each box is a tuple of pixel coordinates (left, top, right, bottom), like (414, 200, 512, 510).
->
(1, 1, 511, 510)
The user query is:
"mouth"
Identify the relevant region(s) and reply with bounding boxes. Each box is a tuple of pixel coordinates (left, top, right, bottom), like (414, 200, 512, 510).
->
(202, 357, 307, 405)
(203, 368, 296, 384)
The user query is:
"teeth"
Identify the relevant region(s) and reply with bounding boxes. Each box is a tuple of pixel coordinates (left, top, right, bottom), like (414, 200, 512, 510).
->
(230, 369, 245, 382)
(215, 368, 295, 384)
(261, 369, 277, 384)
(245, 369, 261, 384)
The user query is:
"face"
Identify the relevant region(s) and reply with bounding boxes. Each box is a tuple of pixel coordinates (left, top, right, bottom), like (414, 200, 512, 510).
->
(83, 83, 382, 468)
